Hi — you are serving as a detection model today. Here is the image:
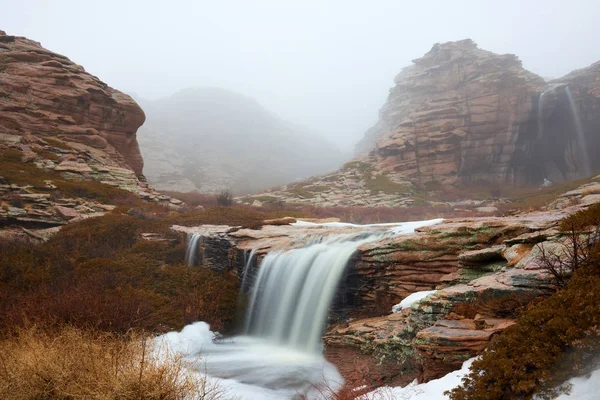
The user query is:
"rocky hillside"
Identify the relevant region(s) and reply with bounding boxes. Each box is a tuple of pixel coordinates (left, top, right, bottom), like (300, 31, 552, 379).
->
(137, 88, 345, 194)
(0, 30, 178, 233)
(254, 40, 600, 207)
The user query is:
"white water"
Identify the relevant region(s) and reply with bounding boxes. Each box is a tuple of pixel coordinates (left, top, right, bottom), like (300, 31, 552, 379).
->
(565, 86, 592, 177)
(239, 248, 257, 297)
(173, 219, 443, 398)
(538, 89, 548, 139)
(185, 233, 202, 266)
(244, 231, 390, 353)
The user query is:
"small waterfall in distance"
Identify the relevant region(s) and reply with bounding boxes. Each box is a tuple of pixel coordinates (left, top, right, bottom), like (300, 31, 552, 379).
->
(185, 233, 202, 266)
(565, 86, 592, 177)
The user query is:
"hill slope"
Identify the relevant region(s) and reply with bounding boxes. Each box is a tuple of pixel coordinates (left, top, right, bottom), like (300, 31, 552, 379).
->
(137, 88, 345, 194)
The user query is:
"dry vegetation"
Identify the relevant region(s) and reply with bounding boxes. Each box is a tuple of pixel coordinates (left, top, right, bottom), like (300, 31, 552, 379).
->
(0, 326, 227, 400)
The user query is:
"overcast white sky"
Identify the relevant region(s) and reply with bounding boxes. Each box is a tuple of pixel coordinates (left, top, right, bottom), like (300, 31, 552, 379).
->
(1, 0, 599, 151)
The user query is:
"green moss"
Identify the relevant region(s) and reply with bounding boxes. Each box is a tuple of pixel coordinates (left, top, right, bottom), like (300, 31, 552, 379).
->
(0, 150, 137, 203)
(43, 137, 72, 150)
(365, 174, 412, 195)
(342, 160, 372, 173)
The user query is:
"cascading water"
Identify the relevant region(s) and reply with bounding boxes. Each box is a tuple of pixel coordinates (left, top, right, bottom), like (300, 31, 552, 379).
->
(538, 89, 548, 139)
(185, 233, 202, 266)
(168, 219, 443, 399)
(565, 86, 592, 177)
(240, 248, 257, 293)
(244, 232, 387, 353)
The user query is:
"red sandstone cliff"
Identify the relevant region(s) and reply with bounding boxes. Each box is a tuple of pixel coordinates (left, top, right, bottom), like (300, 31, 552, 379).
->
(357, 39, 600, 186)
(0, 30, 145, 175)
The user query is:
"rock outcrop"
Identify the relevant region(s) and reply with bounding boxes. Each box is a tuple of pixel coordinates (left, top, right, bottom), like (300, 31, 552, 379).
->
(359, 39, 600, 187)
(0, 30, 145, 174)
(0, 30, 179, 232)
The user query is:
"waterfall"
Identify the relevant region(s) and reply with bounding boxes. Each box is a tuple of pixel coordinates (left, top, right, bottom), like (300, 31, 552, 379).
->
(240, 248, 257, 293)
(243, 231, 390, 354)
(185, 233, 202, 266)
(173, 219, 443, 397)
(565, 86, 592, 177)
(538, 90, 547, 139)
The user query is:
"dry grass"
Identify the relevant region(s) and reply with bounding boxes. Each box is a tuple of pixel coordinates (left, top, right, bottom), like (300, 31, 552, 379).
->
(0, 326, 228, 400)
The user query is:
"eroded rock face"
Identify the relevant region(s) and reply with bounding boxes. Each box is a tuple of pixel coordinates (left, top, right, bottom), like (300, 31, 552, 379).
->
(357, 39, 600, 187)
(0, 30, 145, 174)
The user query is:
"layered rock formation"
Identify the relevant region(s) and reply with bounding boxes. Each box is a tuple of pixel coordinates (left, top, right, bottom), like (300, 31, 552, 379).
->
(137, 88, 345, 194)
(0, 30, 145, 174)
(0, 30, 178, 232)
(359, 39, 600, 186)
(256, 40, 600, 207)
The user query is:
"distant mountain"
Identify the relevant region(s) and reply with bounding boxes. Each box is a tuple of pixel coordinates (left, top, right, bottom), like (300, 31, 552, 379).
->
(137, 88, 345, 193)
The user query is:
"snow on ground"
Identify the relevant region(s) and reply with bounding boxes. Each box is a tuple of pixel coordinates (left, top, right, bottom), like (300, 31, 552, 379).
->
(365, 356, 600, 400)
(554, 366, 600, 400)
(392, 290, 437, 313)
(365, 358, 476, 399)
(292, 218, 444, 235)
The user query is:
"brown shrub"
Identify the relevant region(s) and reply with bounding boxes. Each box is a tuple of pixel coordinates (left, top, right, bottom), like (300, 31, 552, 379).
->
(0, 211, 239, 334)
(215, 189, 234, 206)
(0, 326, 228, 400)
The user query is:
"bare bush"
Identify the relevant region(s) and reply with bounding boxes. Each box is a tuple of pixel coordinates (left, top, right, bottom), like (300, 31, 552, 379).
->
(216, 190, 234, 206)
(537, 214, 600, 288)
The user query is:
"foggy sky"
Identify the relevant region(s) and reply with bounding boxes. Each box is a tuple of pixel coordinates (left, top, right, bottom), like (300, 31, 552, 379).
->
(2, 0, 599, 151)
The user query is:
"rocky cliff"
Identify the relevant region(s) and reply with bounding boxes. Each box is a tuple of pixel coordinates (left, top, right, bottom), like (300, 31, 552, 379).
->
(254, 40, 600, 208)
(359, 39, 600, 186)
(0, 30, 146, 174)
(0, 30, 177, 231)
(137, 88, 345, 194)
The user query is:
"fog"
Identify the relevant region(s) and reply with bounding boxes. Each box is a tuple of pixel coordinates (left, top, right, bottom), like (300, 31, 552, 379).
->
(2, 0, 599, 151)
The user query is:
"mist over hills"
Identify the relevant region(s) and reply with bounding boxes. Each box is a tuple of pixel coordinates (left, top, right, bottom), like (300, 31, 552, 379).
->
(137, 87, 346, 194)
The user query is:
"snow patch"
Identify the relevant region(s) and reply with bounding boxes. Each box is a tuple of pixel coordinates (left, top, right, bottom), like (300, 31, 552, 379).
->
(365, 358, 476, 399)
(392, 290, 437, 313)
(554, 366, 600, 399)
(364, 356, 600, 400)
(292, 218, 444, 235)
